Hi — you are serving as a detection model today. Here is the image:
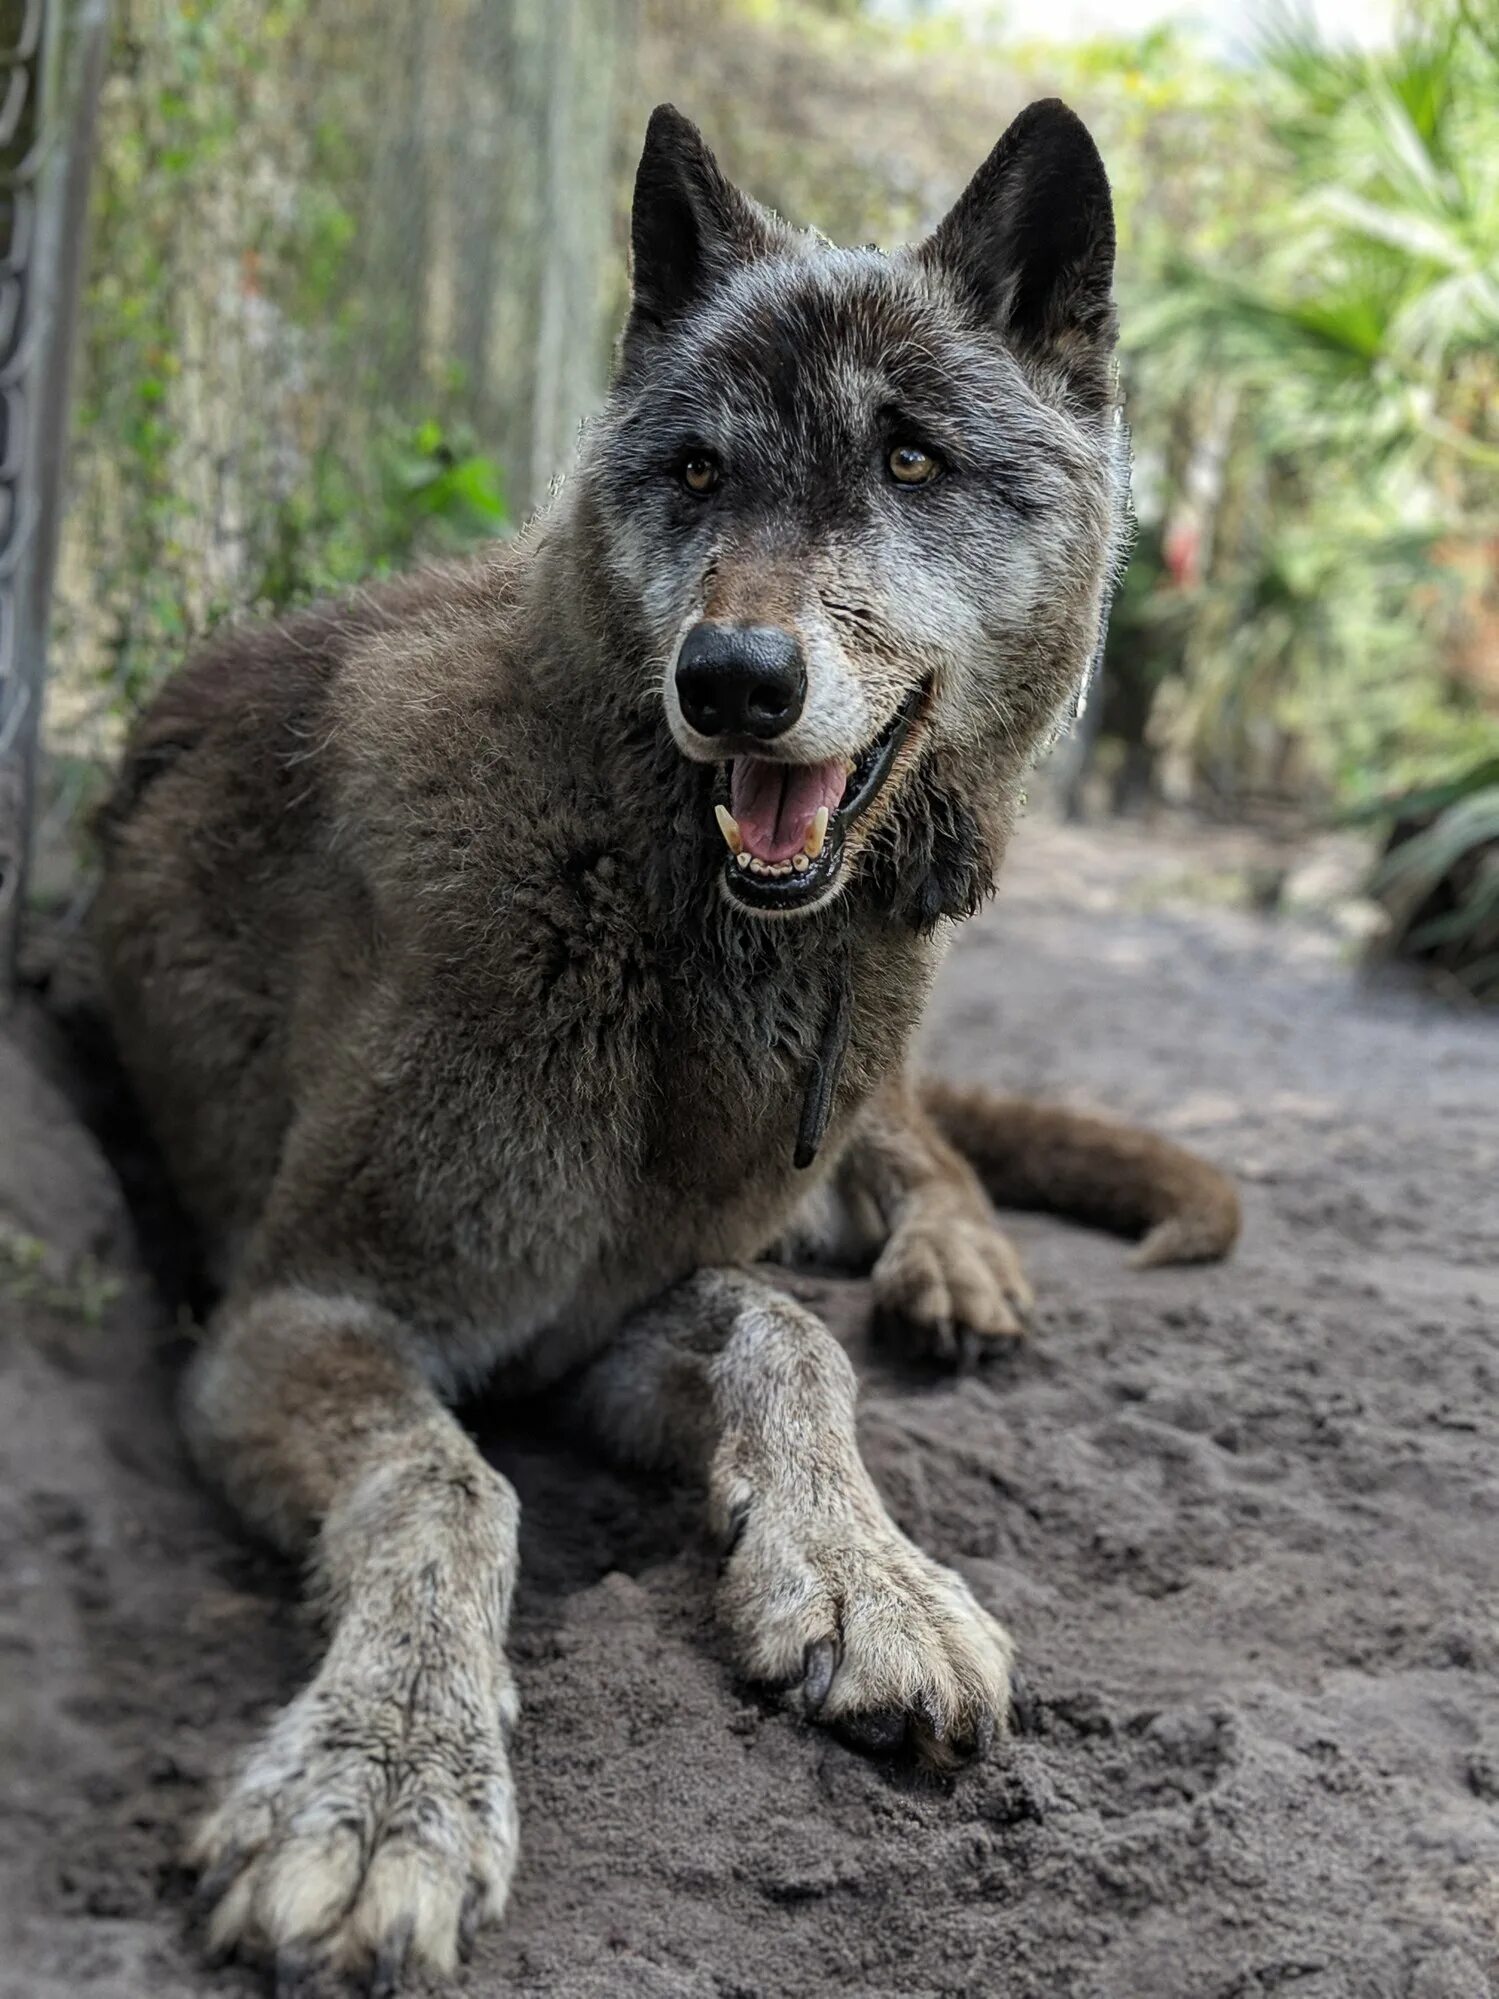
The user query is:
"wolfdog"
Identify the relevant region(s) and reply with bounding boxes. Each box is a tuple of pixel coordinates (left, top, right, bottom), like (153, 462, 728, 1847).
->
(96, 101, 1238, 1989)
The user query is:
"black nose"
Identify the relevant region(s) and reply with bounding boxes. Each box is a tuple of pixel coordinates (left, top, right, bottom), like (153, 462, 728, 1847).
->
(674, 622, 806, 741)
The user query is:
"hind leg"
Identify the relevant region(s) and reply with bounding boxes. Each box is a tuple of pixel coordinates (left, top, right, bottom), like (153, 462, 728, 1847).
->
(184, 1286, 520, 1988)
(574, 1267, 1014, 1766)
(787, 1072, 1033, 1364)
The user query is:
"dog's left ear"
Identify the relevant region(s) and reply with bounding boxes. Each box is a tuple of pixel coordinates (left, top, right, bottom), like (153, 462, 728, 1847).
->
(621, 105, 783, 373)
(919, 98, 1116, 411)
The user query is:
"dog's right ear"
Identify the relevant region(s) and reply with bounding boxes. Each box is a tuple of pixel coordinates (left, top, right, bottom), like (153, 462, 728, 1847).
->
(919, 99, 1117, 411)
(621, 106, 777, 371)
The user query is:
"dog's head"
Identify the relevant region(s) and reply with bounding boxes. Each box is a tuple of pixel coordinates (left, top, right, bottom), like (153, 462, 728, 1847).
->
(588, 101, 1127, 924)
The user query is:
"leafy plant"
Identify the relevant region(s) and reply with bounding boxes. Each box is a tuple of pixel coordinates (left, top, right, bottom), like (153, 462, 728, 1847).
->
(254, 419, 508, 609)
(1112, 2, 1499, 810)
(0, 1226, 123, 1328)
(1362, 752, 1499, 999)
(57, 0, 514, 746)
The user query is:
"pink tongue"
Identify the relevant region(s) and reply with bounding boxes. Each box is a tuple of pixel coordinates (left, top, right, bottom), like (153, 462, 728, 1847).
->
(730, 757, 847, 862)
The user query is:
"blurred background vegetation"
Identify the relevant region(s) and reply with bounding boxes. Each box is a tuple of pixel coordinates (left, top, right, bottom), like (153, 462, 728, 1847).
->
(45, 0, 1499, 994)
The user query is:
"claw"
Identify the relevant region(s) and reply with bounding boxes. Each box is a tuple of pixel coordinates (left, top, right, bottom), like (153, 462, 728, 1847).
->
(944, 1708, 997, 1768)
(915, 1686, 945, 1737)
(801, 1637, 838, 1713)
(192, 1846, 250, 1918)
(458, 1878, 484, 1963)
(371, 1917, 414, 1999)
(1008, 1664, 1040, 1737)
(274, 1950, 318, 1999)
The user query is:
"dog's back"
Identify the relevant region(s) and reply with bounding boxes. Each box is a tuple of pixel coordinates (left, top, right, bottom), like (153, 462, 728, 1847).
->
(95, 556, 509, 1264)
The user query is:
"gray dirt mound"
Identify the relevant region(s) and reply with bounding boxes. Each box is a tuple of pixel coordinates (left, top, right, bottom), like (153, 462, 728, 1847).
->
(2, 819, 1496, 1999)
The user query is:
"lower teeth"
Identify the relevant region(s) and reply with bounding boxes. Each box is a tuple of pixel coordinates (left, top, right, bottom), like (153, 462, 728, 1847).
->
(744, 853, 815, 877)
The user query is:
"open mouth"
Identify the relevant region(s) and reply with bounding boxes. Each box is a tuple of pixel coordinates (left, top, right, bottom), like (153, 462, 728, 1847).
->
(712, 684, 927, 913)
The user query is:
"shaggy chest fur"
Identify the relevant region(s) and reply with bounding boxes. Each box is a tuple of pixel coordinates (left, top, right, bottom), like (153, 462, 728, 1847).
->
(96, 559, 948, 1395)
(336, 795, 940, 1387)
(275, 600, 946, 1379)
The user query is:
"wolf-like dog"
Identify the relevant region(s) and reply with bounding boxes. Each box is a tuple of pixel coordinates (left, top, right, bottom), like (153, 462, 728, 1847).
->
(96, 102, 1239, 1990)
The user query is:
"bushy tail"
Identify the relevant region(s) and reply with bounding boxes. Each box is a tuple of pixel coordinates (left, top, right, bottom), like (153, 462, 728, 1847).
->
(920, 1079, 1241, 1269)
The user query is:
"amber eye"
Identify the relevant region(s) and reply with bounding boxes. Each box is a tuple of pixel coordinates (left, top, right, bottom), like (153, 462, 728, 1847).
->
(681, 454, 720, 495)
(888, 443, 940, 487)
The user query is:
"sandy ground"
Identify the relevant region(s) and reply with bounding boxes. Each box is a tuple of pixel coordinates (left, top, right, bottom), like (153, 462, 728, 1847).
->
(2, 817, 1497, 1999)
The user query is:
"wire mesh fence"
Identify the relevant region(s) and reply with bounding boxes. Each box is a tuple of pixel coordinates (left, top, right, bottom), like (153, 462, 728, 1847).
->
(37, 0, 632, 929)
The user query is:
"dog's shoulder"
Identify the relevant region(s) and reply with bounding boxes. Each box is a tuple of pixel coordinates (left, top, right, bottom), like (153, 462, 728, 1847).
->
(98, 548, 524, 852)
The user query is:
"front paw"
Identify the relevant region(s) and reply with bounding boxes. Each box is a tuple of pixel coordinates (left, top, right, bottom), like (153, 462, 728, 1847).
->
(720, 1501, 1015, 1770)
(191, 1649, 519, 1989)
(872, 1207, 1033, 1364)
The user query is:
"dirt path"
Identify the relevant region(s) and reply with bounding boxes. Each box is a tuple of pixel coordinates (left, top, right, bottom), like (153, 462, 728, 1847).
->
(2, 819, 1496, 1999)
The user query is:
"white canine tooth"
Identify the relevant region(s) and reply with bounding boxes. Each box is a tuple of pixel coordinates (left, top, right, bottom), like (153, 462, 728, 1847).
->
(805, 805, 829, 861)
(736, 852, 751, 869)
(792, 853, 810, 872)
(714, 804, 744, 855)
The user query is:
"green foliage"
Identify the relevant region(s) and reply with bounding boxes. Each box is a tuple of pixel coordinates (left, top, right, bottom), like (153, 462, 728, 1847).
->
(1365, 752, 1499, 1000)
(58, 0, 511, 735)
(0, 1226, 123, 1329)
(254, 421, 509, 609)
(1112, 4, 1499, 809)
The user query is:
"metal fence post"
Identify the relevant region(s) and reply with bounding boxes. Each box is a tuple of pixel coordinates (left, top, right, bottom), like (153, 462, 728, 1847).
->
(0, 0, 110, 1006)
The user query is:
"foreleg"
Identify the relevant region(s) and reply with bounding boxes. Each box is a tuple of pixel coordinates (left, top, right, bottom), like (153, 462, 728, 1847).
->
(785, 1070, 1033, 1363)
(574, 1266, 1013, 1767)
(183, 1286, 520, 1989)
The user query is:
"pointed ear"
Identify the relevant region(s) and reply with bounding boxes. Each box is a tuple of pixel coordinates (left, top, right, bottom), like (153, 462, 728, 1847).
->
(920, 99, 1117, 410)
(621, 105, 781, 370)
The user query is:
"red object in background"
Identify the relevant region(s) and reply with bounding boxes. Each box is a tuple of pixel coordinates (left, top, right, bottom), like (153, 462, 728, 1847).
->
(1163, 515, 1202, 590)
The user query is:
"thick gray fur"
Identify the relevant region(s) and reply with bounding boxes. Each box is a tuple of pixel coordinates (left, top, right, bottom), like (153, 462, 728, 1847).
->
(95, 100, 1237, 1991)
